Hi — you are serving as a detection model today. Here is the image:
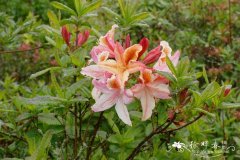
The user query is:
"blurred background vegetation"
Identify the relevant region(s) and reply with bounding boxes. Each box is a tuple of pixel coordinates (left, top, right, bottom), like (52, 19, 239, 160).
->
(0, 0, 240, 159)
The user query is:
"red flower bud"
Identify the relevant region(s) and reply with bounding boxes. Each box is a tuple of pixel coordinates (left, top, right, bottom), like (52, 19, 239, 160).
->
(61, 26, 71, 46)
(138, 37, 149, 59)
(224, 85, 231, 97)
(125, 34, 131, 49)
(77, 30, 90, 47)
(179, 88, 189, 104)
(168, 110, 175, 121)
(142, 45, 161, 64)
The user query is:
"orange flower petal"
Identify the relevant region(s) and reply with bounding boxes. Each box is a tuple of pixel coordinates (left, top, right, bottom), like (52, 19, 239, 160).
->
(123, 44, 142, 65)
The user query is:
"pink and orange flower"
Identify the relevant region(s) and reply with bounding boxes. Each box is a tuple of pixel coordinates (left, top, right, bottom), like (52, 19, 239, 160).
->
(81, 25, 180, 126)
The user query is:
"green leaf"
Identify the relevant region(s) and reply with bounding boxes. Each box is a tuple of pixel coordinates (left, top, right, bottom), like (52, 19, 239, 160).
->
(74, 0, 82, 15)
(38, 113, 62, 125)
(104, 112, 120, 134)
(14, 96, 68, 110)
(70, 51, 85, 67)
(108, 134, 123, 144)
(190, 90, 203, 107)
(50, 70, 64, 98)
(102, 7, 121, 18)
(60, 55, 71, 67)
(51, 1, 77, 15)
(201, 82, 221, 101)
(62, 67, 78, 77)
(177, 56, 190, 76)
(166, 56, 177, 76)
(28, 130, 53, 160)
(79, 0, 102, 17)
(45, 36, 56, 46)
(219, 102, 240, 109)
(157, 71, 177, 84)
(202, 66, 209, 84)
(194, 108, 215, 118)
(130, 12, 149, 24)
(118, 0, 126, 18)
(30, 67, 61, 79)
(65, 113, 74, 138)
(16, 112, 33, 122)
(25, 130, 41, 155)
(47, 10, 59, 27)
(66, 78, 90, 98)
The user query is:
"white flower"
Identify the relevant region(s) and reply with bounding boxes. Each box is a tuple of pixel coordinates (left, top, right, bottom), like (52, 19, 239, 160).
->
(172, 142, 183, 149)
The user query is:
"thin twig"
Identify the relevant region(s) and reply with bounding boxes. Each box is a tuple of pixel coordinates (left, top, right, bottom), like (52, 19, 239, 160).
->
(162, 113, 204, 133)
(74, 103, 78, 159)
(0, 45, 49, 54)
(126, 114, 176, 160)
(0, 131, 27, 143)
(126, 113, 204, 160)
(86, 112, 104, 160)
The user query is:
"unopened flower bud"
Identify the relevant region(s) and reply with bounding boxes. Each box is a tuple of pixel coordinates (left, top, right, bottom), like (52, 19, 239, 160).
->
(142, 45, 161, 64)
(61, 26, 71, 46)
(138, 37, 149, 59)
(224, 85, 231, 97)
(77, 30, 90, 47)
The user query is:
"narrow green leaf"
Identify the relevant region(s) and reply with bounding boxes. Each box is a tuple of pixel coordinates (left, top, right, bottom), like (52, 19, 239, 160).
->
(51, 1, 77, 15)
(47, 10, 59, 26)
(91, 27, 102, 38)
(177, 56, 190, 76)
(102, 7, 121, 18)
(118, 0, 126, 18)
(29, 130, 53, 160)
(190, 90, 203, 107)
(70, 51, 85, 67)
(50, 70, 64, 98)
(202, 66, 209, 84)
(201, 82, 221, 101)
(65, 113, 74, 138)
(219, 102, 240, 109)
(45, 36, 56, 46)
(66, 78, 90, 98)
(30, 67, 61, 79)
(38, 113, 62, 125)
(14, 96, 68, 110)
(166, 56, 177, 76)
(194, 108, 215, 118)
(104, 112, 120, 134)
(130, 12, 149, 24)
(157, 71, 177, 84)
(79, 0, 102, 17)
(74, 0, 82, 15)
(62, 67, 78, 77)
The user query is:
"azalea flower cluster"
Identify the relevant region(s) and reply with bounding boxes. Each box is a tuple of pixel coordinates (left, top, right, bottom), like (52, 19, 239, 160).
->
(81, 25, 180, 126)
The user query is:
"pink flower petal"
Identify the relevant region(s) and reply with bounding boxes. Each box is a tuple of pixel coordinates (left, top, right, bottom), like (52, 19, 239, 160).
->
(81, 65, 112, 79)
(134, 88, 155, 121)
(92, 87, 101, 100)
(170, 50, 180, 66)
(115, 99, 132, 126)
(92, 79, 111, 94)
(91, 91, 118, 112)
(147, 83, 170, 99)
(90, 45, 115, 63)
